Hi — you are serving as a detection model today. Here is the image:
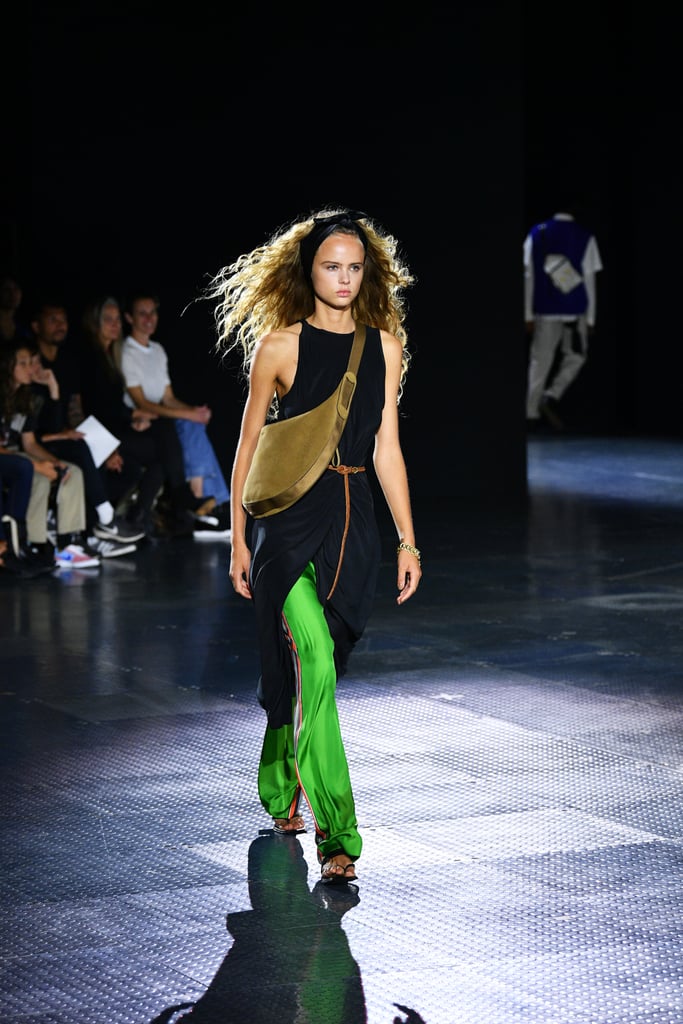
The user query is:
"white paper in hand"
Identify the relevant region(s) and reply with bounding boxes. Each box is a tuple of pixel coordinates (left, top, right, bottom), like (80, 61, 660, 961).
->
(75, 415, 120, 467)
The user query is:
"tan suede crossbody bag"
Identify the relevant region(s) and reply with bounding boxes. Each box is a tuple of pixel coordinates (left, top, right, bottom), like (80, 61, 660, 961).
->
(242, 323, 366, 518)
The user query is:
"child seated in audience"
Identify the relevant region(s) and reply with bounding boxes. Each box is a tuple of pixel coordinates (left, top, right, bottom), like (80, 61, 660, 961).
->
(0, 342, 98, 569)
(29, 299, 146, 556)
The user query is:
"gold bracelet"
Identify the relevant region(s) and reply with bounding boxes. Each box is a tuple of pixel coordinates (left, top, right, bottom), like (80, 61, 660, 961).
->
(397, 541, 421, 564)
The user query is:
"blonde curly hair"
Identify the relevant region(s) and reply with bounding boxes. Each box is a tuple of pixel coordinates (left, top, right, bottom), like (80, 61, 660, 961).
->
(205, 208, 415, 399)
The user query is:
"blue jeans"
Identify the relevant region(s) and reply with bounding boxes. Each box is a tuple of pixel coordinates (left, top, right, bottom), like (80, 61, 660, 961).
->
(1, 453, 34, 540)
(174, 421, 230, 505)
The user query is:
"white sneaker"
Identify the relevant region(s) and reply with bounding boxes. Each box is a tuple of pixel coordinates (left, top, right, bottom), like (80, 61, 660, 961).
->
(87, 537, 137, 559)
(55, 543, 101, 569)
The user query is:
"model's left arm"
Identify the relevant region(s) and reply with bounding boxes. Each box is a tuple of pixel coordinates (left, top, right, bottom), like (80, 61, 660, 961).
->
(373, 331, 422, 605)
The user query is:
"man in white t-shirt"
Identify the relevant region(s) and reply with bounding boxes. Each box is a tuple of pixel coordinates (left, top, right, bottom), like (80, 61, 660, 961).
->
(120, 292, 230, 525)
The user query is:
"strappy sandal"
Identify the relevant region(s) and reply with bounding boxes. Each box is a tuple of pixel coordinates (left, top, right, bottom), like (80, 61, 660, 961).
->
(318, 849, 358, 884)
(272, 814, 306, 835)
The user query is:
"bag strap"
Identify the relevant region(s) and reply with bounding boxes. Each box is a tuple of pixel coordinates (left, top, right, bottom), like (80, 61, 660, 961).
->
(330, 323, 367, 464)
(346, 322, 366, 376)
(334, 322, 366, 423)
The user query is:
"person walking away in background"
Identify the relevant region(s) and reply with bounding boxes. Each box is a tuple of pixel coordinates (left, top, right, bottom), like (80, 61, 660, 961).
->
(524, 201, 603, 431)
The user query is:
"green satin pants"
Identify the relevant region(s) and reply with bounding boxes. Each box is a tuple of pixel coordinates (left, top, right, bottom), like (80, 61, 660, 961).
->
(257, 562, 362, 861)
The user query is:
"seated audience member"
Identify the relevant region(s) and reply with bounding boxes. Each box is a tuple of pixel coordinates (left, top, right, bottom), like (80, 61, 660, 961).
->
(0, 273, 32, 347)
(80, 296, 204, 537)
(0, 451, 55, 577)
(27, 297, 82, 426)
(30, 299, 145, 556)
(121, 291, 230, 530)
(0, 342, 98, 569)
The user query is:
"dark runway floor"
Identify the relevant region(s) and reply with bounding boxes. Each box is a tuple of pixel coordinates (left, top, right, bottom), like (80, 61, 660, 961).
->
(2, 434, 683, 1024)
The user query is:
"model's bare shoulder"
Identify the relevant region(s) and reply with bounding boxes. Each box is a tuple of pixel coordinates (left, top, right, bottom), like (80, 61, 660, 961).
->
(253, 324, 301, 395)
(255, 323, 300, 356)
(379, 329, 403, 364)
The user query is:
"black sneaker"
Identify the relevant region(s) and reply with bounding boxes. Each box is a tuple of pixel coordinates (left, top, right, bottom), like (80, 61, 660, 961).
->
(151, 508, 195, 540)
(0, 549, 52, 579)
(193, 501, 231, 533)
(87, 536, 138, 559)
(190, 495, 216, 516)
(25, 541, 59, 573)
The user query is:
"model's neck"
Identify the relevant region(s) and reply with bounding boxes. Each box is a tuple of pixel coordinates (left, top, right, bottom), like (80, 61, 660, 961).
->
(130, 331, 150, 346)
(307, 309, 355, 333)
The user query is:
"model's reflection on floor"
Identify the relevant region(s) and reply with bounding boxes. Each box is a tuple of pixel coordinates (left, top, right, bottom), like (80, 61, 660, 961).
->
(150, 833, 427, 1023)
(151, 832, 368, 1024)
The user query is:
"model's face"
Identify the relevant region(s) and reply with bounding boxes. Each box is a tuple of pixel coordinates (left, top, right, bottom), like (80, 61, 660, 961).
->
(310, 234, 365, 309)
(100, 304, 122, 347)
(12, 348, 33, 387)
(33, 306, 68, 345)
(127, 299, 158, 336)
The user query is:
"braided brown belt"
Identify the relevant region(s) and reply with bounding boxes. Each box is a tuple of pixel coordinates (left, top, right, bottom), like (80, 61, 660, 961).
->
(325, 463, 366, 600)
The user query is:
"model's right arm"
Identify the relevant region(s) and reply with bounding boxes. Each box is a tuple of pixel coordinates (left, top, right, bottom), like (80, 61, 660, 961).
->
(228, 332, 292, 599)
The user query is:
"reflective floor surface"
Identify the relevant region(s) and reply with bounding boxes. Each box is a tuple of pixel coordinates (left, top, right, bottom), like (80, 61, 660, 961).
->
(2, 434, 683, 1024)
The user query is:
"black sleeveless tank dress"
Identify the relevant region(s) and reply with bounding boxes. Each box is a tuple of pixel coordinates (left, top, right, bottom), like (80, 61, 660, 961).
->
(249, 320, 386, 728)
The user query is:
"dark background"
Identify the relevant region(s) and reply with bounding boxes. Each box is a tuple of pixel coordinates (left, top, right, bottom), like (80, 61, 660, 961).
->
(3, 2, 679, 507)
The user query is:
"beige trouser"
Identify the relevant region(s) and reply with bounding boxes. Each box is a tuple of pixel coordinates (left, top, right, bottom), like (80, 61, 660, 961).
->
(24, 459, 86, 544)
(526, 316, 588, 418)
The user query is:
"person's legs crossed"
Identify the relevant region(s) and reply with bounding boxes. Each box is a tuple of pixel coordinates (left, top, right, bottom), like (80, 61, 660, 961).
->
(175, 420, 229, 504)
(45, 438, 112, 531)
(114, 430, 164, 528)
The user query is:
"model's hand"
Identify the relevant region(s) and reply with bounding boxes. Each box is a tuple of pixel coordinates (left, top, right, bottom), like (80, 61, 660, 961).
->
(396, 550, 422, 605)
(229, 544, 253, 599)
(105, 452, 123, 472)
